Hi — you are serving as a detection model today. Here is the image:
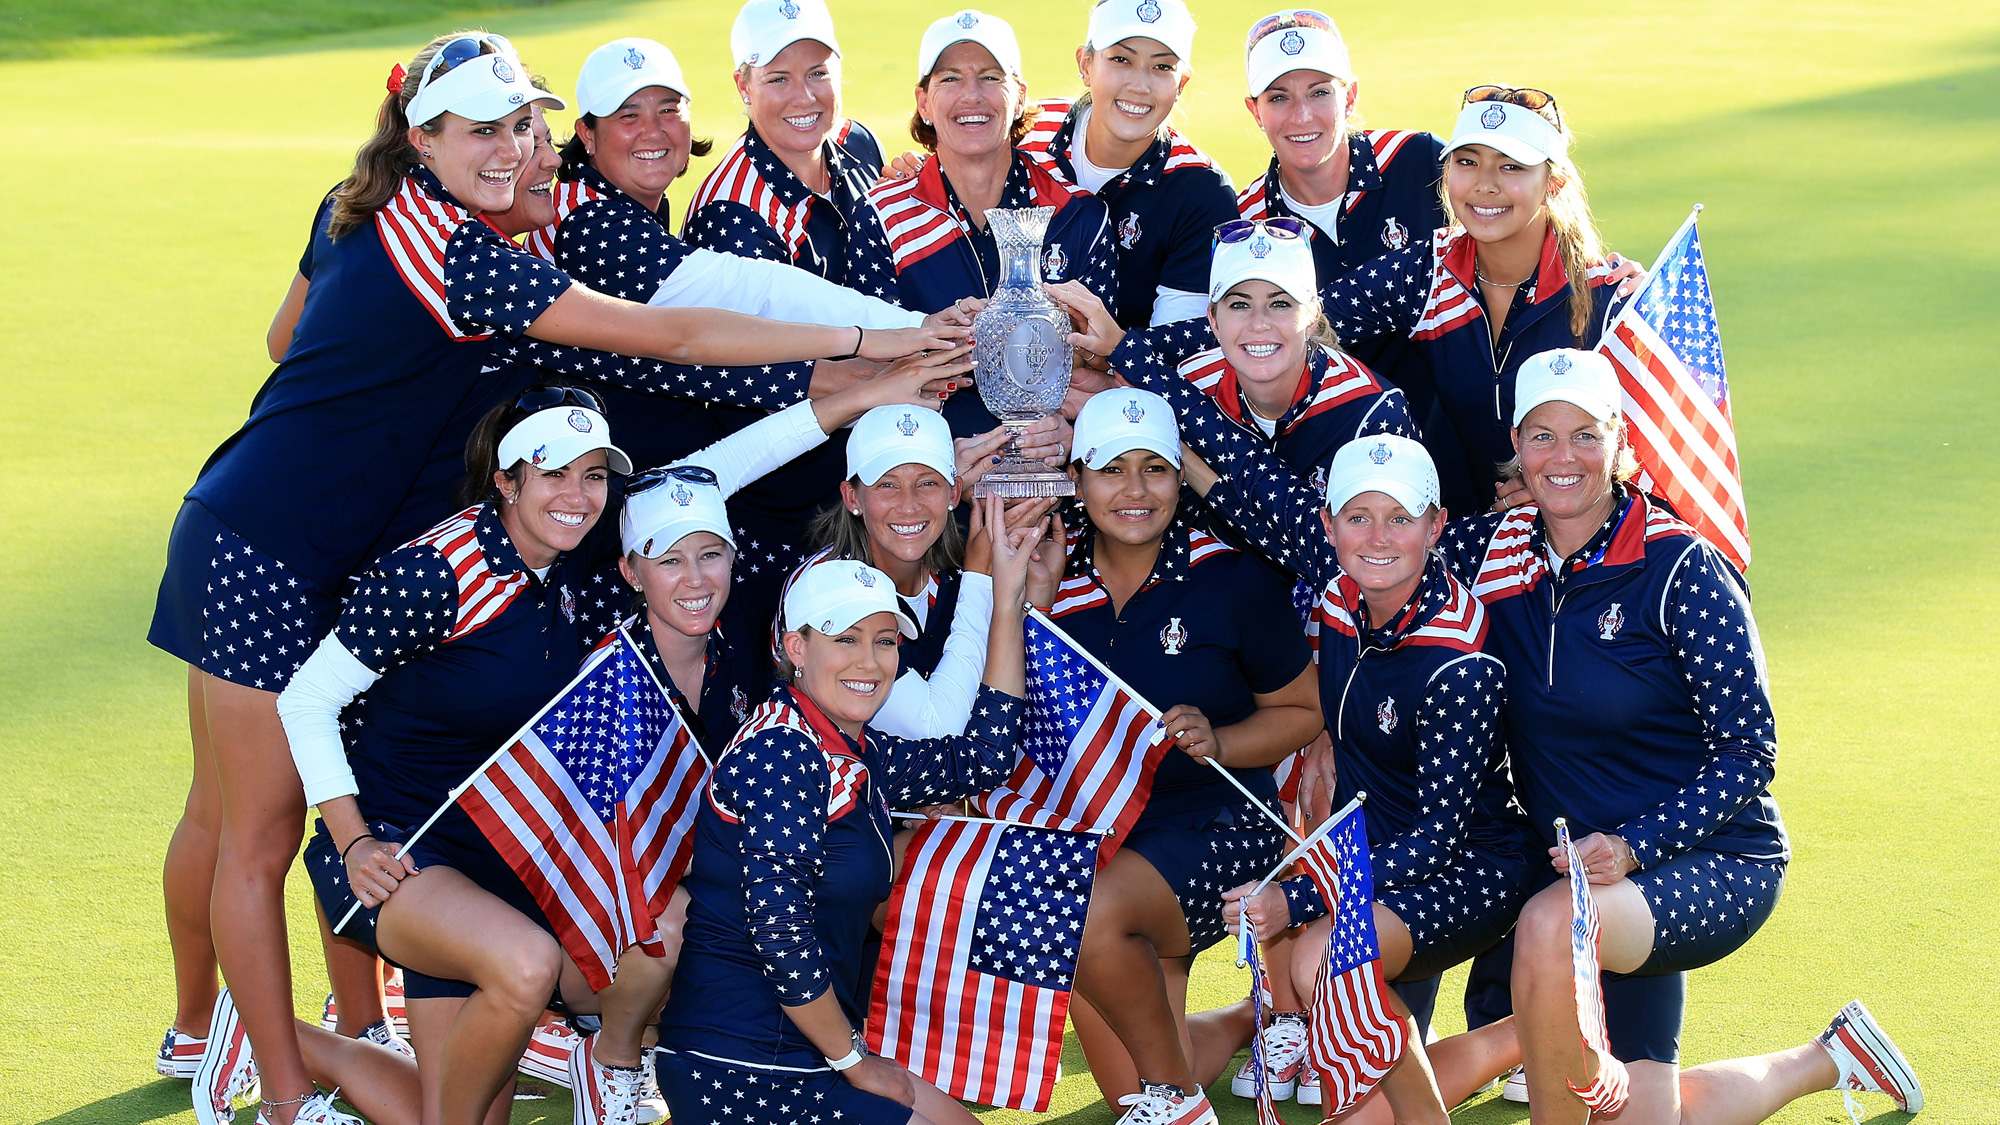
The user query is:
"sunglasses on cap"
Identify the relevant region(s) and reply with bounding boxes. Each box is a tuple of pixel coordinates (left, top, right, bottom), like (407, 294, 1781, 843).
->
(417, 33, 518, 92)
(626, 464, 721, 496)
(513, 385, 604, 415)
(1245, 9, 1337, 49)
(1462, 84, 1562, 129)
(1213, 216, 1313, 250)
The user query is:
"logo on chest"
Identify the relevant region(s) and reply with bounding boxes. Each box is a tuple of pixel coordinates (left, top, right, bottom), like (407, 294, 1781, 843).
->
(1118, 212, 1143, 249)
(1376, 695, 1398, 734)
(730, 685, 750, 725)
(1382, 216, 1410, 251)
(1043, 243, 1068, 281)
(1597, 602, 1625, 641)
(1159, 616, 1188, 655)
(559, 585, 577, 623)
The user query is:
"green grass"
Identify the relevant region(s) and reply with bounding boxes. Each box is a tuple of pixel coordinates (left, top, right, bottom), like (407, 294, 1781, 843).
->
(1, 0, 1996, 1122)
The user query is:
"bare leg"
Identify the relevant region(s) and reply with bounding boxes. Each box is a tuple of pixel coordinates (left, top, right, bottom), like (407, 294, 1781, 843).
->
(295, 1021, 419, 1125)
(1677, 1042, 1840, 1125)
(1423, 1017, 1520, 1106)
(911, 1075, 982, 1125)
(1513, 877, 1657, 1125)
(1185, 994, 1256, 1088)
(315, 900, 388, 1036)
(405, 996, 521, 1125)
(558, 943, 673, 1068)
(1071, 848, 1198, 1092)
(1071, 993, 1139, 1104)
(164, 666, 221, 1037)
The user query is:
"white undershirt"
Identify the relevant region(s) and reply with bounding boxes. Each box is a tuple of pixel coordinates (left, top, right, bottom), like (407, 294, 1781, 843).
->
(1068, 108, 1128, 194)
(1287, 193, 1345, 244)
(1248, 410, 1281, 438)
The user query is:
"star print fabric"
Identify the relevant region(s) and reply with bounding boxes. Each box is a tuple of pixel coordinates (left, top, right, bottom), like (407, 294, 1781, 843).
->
(654, 1050, 910, 1125)
(192, 520, 342, 690)
(441, 222, 571, 338)
(337, 545, 458, 675)
(1622, 847, 1784, 975)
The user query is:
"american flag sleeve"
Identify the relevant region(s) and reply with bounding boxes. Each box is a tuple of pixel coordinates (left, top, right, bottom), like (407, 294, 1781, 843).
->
(1618, 543, 1777, 870)
(720, 727, 835, 1005)
(874, 686, 1024, 809)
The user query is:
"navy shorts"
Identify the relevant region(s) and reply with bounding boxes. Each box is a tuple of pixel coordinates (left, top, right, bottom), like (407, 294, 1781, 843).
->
(148, 500, 341, 691)
(1380, 845, 1532, 982)
(656, 1049, 912, 1125)
(1124, 799, 1286, 955)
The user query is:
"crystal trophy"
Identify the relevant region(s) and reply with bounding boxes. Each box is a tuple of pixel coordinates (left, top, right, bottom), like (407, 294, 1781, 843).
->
(971, 206, 1076, 498)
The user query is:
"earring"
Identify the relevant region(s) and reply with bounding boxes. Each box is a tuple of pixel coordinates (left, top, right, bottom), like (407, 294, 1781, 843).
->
(921, 118, 932, 126)
(421, 149, 433, 158)
(851, 509, 861, 516)
(792, 667, 803, 678)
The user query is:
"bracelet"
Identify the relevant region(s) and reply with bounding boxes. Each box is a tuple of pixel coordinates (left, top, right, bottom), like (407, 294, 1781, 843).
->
(341, 834, 377, 861)
(827, 325, 865, 361)
(826, 1030, 865, 1071)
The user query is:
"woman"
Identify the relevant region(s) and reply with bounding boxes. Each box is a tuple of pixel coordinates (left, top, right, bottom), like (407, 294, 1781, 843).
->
(1435, 350, 1921, 1122)
(153, 31, 962, 1125)
(1017, 0, 1240, 327)
(1173, 431, 1528, 1121)
(846, 9, 1120, 438)
(654, 500, 1046, 1125)
(1044, 388, 1323, 1124)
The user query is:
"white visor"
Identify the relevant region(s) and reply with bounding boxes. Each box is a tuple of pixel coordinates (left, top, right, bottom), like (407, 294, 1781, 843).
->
(783, 559, 920, 638)
(497, 406, 634, 476)
(1209, 224, 1318, 304)
(1073, 388, 1181, 470)
(1441, 99, 1565, 166)
(621, 471, 735, 557)
(847, 405, 957, 486)
(1325, 434, 1439, 517)
(407, 45, 565, 128)
(1245, 19, 1350, 95)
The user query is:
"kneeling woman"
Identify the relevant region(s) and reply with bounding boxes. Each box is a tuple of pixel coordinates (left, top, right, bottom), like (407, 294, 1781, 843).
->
(656, 500, 1045, 1125)
(1051, 389, 1323, 1125)
(1438, 351, 1921, 1122)
(1183, 434, 1528, 1120)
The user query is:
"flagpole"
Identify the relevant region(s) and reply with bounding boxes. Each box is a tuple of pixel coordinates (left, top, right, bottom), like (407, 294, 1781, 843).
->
(1232, 793, 1365, 967)
(332, 639, 625, 933)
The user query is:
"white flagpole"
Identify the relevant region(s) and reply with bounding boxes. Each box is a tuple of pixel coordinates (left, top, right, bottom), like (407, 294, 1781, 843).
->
(1233, 794, 1365, 966)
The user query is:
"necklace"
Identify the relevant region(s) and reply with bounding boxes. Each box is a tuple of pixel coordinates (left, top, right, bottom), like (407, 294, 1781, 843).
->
(1474, 264, 1535, 288)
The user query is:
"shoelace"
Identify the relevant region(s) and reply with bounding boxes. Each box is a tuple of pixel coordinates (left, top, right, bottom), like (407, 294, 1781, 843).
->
(1114, 1085, 1187, 1125)
(1263, 1019, 1309, 1066)
(600, 1062, 648, 1125)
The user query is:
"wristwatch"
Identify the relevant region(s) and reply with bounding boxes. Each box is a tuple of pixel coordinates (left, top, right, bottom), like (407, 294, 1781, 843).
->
(826, 1028, 866, 1072)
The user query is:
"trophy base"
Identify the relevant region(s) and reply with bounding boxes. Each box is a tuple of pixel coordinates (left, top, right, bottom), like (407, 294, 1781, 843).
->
(972, 458, 1076, 499)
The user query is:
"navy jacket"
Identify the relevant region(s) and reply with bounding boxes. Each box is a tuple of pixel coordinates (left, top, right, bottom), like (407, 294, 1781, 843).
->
(630, 610, 769, 760)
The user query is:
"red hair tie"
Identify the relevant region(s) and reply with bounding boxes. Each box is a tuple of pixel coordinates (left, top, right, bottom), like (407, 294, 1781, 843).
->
(386, 62, 408, 95)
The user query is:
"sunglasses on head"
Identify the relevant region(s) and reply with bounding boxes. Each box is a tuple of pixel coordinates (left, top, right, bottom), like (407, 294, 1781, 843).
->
(1246, 9, 1337, 48)
(627, 464, 721, 496)
(418, 33, 517, 92)
(1213, 217, 1312, 250)
(514, 385, 604, 415)
(1462, 84, 1562, 128)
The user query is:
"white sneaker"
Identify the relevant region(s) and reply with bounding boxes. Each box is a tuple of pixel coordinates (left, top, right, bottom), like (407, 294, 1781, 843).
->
(193, 989, 258, 1125)
(158, 1026, 207, 1079)
(1819, 1000, 1922, 1114)
(1501, 1065, 1529, 1103)
(568, 1033, 648, 1125)
(1295, 1067, 1321, 1106)
(1114, 1082, 1219, 1125)
(357, 1018, 415, 1060)
(633, 1056, 668, 1124)
(1229, 1013, 1309, 1100)
(519, 1015, 581, 1087)
(253, 1090, 363, 1125)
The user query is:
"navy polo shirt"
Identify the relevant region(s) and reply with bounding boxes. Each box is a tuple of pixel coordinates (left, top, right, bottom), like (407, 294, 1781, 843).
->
(1047, 516, 1311, 818)
(630, 608, 770, 760)
(1438, 489, 1787, 867)
(1021, 99, 1239, 328)
(849, 149, 1121, 437)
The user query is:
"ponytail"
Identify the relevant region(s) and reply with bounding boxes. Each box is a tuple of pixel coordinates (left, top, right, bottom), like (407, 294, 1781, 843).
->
(328, 33, 466, 240)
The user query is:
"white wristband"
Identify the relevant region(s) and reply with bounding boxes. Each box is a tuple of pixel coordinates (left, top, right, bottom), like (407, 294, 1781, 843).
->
(826, 1042, 865, 1072)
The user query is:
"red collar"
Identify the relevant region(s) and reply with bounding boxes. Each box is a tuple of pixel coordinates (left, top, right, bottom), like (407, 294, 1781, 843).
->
(1441, 224, 1569, 307)
(910, 151, 1076, 219)
(1211, 354, 1315, 430)
(786, 684, 865, 762)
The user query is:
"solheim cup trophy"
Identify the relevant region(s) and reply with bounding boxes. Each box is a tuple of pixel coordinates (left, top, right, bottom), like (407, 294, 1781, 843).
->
(970, 206, 1076, 498)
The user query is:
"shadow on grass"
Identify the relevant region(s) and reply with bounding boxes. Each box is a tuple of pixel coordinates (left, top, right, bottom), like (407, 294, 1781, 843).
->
(30, 1080, 193, 1125)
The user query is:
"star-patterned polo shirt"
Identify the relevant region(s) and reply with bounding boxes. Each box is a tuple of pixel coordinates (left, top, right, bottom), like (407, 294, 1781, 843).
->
(659, 682, 1021, 1071)
(1436, 487, 1789, 866)
(682, 119, 884, 285)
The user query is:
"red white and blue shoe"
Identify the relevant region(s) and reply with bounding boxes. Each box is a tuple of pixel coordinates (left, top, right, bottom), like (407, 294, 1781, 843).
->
(318, 975, 408, 1036)
(1295, 1066, 1321, 1106)
(158, 1026, 207, 1079)
(357, 1018, 415, 1060)
(192, 989, 258, 1125)
(1819, 1000, 1923, 1114)
(252, 1090, 363, 1125)
(1229, 1012, 1309, 1100)
(518, 1015, 581, 1087)
(1501, 1064, 1529, 1103)
(567, 1032, 647, 1125)
(1113, 1082, 1219, 1125)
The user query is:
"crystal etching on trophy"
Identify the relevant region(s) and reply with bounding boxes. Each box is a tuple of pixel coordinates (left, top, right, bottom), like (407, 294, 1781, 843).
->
(971, 206, 1076, 498)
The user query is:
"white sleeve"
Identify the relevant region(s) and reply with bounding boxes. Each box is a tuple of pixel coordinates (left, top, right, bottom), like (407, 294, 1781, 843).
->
(1149, 286, 1210, 326)
(672, 399, 829, 497)
(649, 248, 923, 328)
(275, 638, 383, 807)
(866, 573, 995, 739)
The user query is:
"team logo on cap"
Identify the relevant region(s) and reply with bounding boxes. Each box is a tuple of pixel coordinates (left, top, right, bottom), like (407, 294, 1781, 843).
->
(1251, 234, 1272, 258)
(748, 51, 762, 63)
(896, 412, 918, 436)
(957, 10, 979, 27)
(1118, 212, 1142, 249)
(1368, 440, 1392, 465)
(1480, 104, 1505, 129)
(508, 92, 524, 105)
(1551, 354, 1572, 375)
(731, 685, 750, 724)
(642, 537, 655, 555)
(1043, 244, 1068, 281)
(1136, 0, 1162, 23)
(531, 443, 549, 466)
(1159, 617, 1187, 655)
(1597, 602, 1625, 641)
(1122, 398, 1146, 423)
(568, 409, 592, 432)
(1309, 464, 1327, 494)
(623, 47, 647, 69)
(669, 482, 694, 506)
(493, 56, 517, 83)
(1376, 696, 1397, 734)
(779, 0, 801, 17)
(1381, 216, 1409, 250)
(1280, 29, 1305, 55)
(854, 567, 877, 588)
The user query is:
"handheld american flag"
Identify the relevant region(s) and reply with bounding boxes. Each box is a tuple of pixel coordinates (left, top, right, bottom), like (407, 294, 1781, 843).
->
(1240, 919, 1289, 1125)
(1555, 818, 1631, 1114)
(970, 610, 1170, 859)
(866, 816, 1102, 1112)
(1298, 799, 1405, 1115)
(1599, 206, 1752, 571)
(456, 629, 710, 990)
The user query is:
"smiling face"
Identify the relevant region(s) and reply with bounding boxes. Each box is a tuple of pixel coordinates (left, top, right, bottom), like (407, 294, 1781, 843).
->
(840, 464, 957, 577)
(1209, 281, 1316, 411)
(1246, 69, 1355, 177)
(413, 105, 536, 212)
(495, 449, 610, 569)
(785, 614, 903, 734)
(1320, 492, 1441, 614)
(1512, 400, 1620, 522)
(1445, 142, 1553, 248)
(485, 109, 559, 235)
(917, 41, 1023, 160)
(1077, 36, 1189, 145)
(584, 85, 696, 205)
(620, 531, 734, 639)
(737, 39, 841, 162)
(1079, 449, 1180, 548)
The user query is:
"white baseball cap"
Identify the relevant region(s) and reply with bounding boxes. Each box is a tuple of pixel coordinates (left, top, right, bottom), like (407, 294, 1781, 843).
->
(497, 406, 634, 475)
(918, 10, 1022, 78)
(1245, 10, 1351, 96)
(1512, 348, 1620, 427)
(731, 0, 842, 69)
(407, 35, 565, 127)
(1325, 434, 1439, 517)
(1209, 220, 1318, 304)
(847, 405, 957, 487)
(783, 559, 920, 638)
(1073, 388, 1181, 470)
(1442, 98, 1566, 166)
(576, 38, 691, 118)
(620, 467, 734, 557)
(1086, 0, 1197, 63)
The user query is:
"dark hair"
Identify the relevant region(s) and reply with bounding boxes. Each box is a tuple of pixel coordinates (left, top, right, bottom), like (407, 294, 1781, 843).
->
(330, 33, 475, 239)
(455, 383, 599, 507)
(806, 477, 965, 577)
(557, 114, 715, 182)
(908, 79, 1040, 152)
